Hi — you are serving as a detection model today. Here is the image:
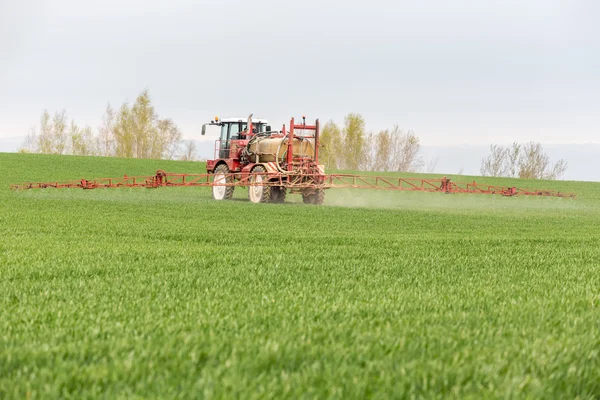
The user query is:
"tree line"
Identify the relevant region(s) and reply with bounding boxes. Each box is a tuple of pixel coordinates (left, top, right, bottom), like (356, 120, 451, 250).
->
(320, 113, 567, 179)
(21, 90, 192, 160)
(320, 113, 424, 172)
(21, 98, 568, 179)
(480, 142, 567, 180)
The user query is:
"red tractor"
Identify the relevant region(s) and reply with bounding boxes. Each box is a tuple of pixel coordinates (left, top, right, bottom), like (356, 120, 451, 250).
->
(201, 114, 326, 204)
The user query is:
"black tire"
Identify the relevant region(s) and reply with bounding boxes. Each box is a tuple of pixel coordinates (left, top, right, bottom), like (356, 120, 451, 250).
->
(314, 189, 325, 205)
(248, 165, 271, 203)
(212, 164, 234, 200)
(302, 189, 325, 205)
(269, 186, 287, 203)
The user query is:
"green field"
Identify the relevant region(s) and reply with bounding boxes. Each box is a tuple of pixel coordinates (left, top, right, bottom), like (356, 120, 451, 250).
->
(1, 152, 599, 399)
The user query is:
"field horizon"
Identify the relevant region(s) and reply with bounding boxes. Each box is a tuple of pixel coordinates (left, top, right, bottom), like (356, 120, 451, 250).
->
(1, 152, 599, 398)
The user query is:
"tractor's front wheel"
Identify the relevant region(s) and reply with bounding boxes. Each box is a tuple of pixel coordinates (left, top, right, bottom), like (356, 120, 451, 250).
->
(302, 189, 325, 205)
(212, 164, 234, 200)
(248, 165, 271, 203)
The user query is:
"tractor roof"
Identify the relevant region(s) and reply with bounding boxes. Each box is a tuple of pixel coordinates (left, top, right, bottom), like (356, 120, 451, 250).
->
(220, 117, 268, 124)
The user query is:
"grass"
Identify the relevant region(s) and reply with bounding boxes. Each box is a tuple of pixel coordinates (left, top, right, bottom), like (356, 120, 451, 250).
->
(1, 152, 599, 399)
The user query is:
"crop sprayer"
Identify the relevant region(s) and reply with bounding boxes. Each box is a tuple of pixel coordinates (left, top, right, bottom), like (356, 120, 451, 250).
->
(10, 114, 576, 202)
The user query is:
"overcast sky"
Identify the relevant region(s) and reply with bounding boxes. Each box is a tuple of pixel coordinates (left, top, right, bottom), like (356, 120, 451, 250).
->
(1, 0, 599, 150)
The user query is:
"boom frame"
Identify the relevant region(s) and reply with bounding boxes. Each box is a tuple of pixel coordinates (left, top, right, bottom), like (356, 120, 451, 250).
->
(9, 170, 576, 198)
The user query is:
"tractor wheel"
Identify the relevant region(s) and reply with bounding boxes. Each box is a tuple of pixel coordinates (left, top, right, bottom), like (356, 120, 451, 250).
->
(212, 164, 234, 200)
(302, 189, 325, 205)
(248, 165, 271, 203)
(314, 189, 325, 205)
(269, 186, 287, 203)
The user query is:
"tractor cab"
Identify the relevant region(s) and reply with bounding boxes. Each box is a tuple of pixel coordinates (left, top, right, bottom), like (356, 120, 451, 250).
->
(202, 116, 271, 159)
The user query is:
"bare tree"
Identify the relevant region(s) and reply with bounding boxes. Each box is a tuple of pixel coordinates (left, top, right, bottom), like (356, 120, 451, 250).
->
(70, 122, 96, 156)
(156, 118, 182, 160)
(21, 126, 38, 153)
(111, 91, 181, 159)
(21, 90, 182, 160)
(480, 144, 508, 177)
(481, 142, 567, 180)
(97, 104, 115, 156)
(68, 120, 82, 155)
(37, 110, 53, 154)
(52, 111, 68, 155)
(362, 125, 424, 173)
(389, 126, 423, 172)
(548, 158, 568, 180)
(22, 110, 74, 155)
(373, 129, 392, 171)
(518, 142, 567, 179)
(180, 140, 197, 161)
(362, 132, 374, 171)
(427, 157, 439, 173)
(507, 142, 521, 179)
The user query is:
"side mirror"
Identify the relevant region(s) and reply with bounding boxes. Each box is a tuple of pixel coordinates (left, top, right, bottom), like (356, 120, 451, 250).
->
(201, 124, 207, 136)
(266, 125, 272, 132)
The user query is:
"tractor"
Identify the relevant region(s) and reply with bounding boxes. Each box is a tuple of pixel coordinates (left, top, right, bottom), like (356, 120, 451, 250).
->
(12, 114, 576, 201)
(201, 114, 326, 204)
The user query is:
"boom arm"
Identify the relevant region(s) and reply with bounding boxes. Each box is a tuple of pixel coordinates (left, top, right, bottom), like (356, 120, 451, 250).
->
(9, 170, 576, 198)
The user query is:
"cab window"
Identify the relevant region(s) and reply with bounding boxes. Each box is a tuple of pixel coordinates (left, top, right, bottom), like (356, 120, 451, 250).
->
(220, 124, 228, 141)
(229, 123, 241, 140)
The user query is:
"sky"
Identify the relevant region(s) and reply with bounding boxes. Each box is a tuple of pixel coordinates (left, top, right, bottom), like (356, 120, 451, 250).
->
(1, 0, 599, 178)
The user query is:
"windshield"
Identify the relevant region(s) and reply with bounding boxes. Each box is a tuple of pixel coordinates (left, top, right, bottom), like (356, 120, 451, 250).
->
(240, 123, 265, 133)
(221, 122, 266, 141)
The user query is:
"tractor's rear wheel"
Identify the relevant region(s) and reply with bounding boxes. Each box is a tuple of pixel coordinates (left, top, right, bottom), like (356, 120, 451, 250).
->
(302, 189, 325, 205)
(212, 164, 234, 200)
(270, 186, 287, 203)
(248, 165, 271, 203)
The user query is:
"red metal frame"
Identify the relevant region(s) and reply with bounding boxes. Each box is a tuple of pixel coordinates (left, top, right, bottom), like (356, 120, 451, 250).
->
(7, 115, 576, 200)
(205, 116, 323, 190)
(9, 170, 576, 198)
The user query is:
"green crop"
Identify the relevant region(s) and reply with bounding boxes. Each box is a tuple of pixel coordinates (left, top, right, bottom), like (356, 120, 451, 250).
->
(1, 153, 599, 399)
